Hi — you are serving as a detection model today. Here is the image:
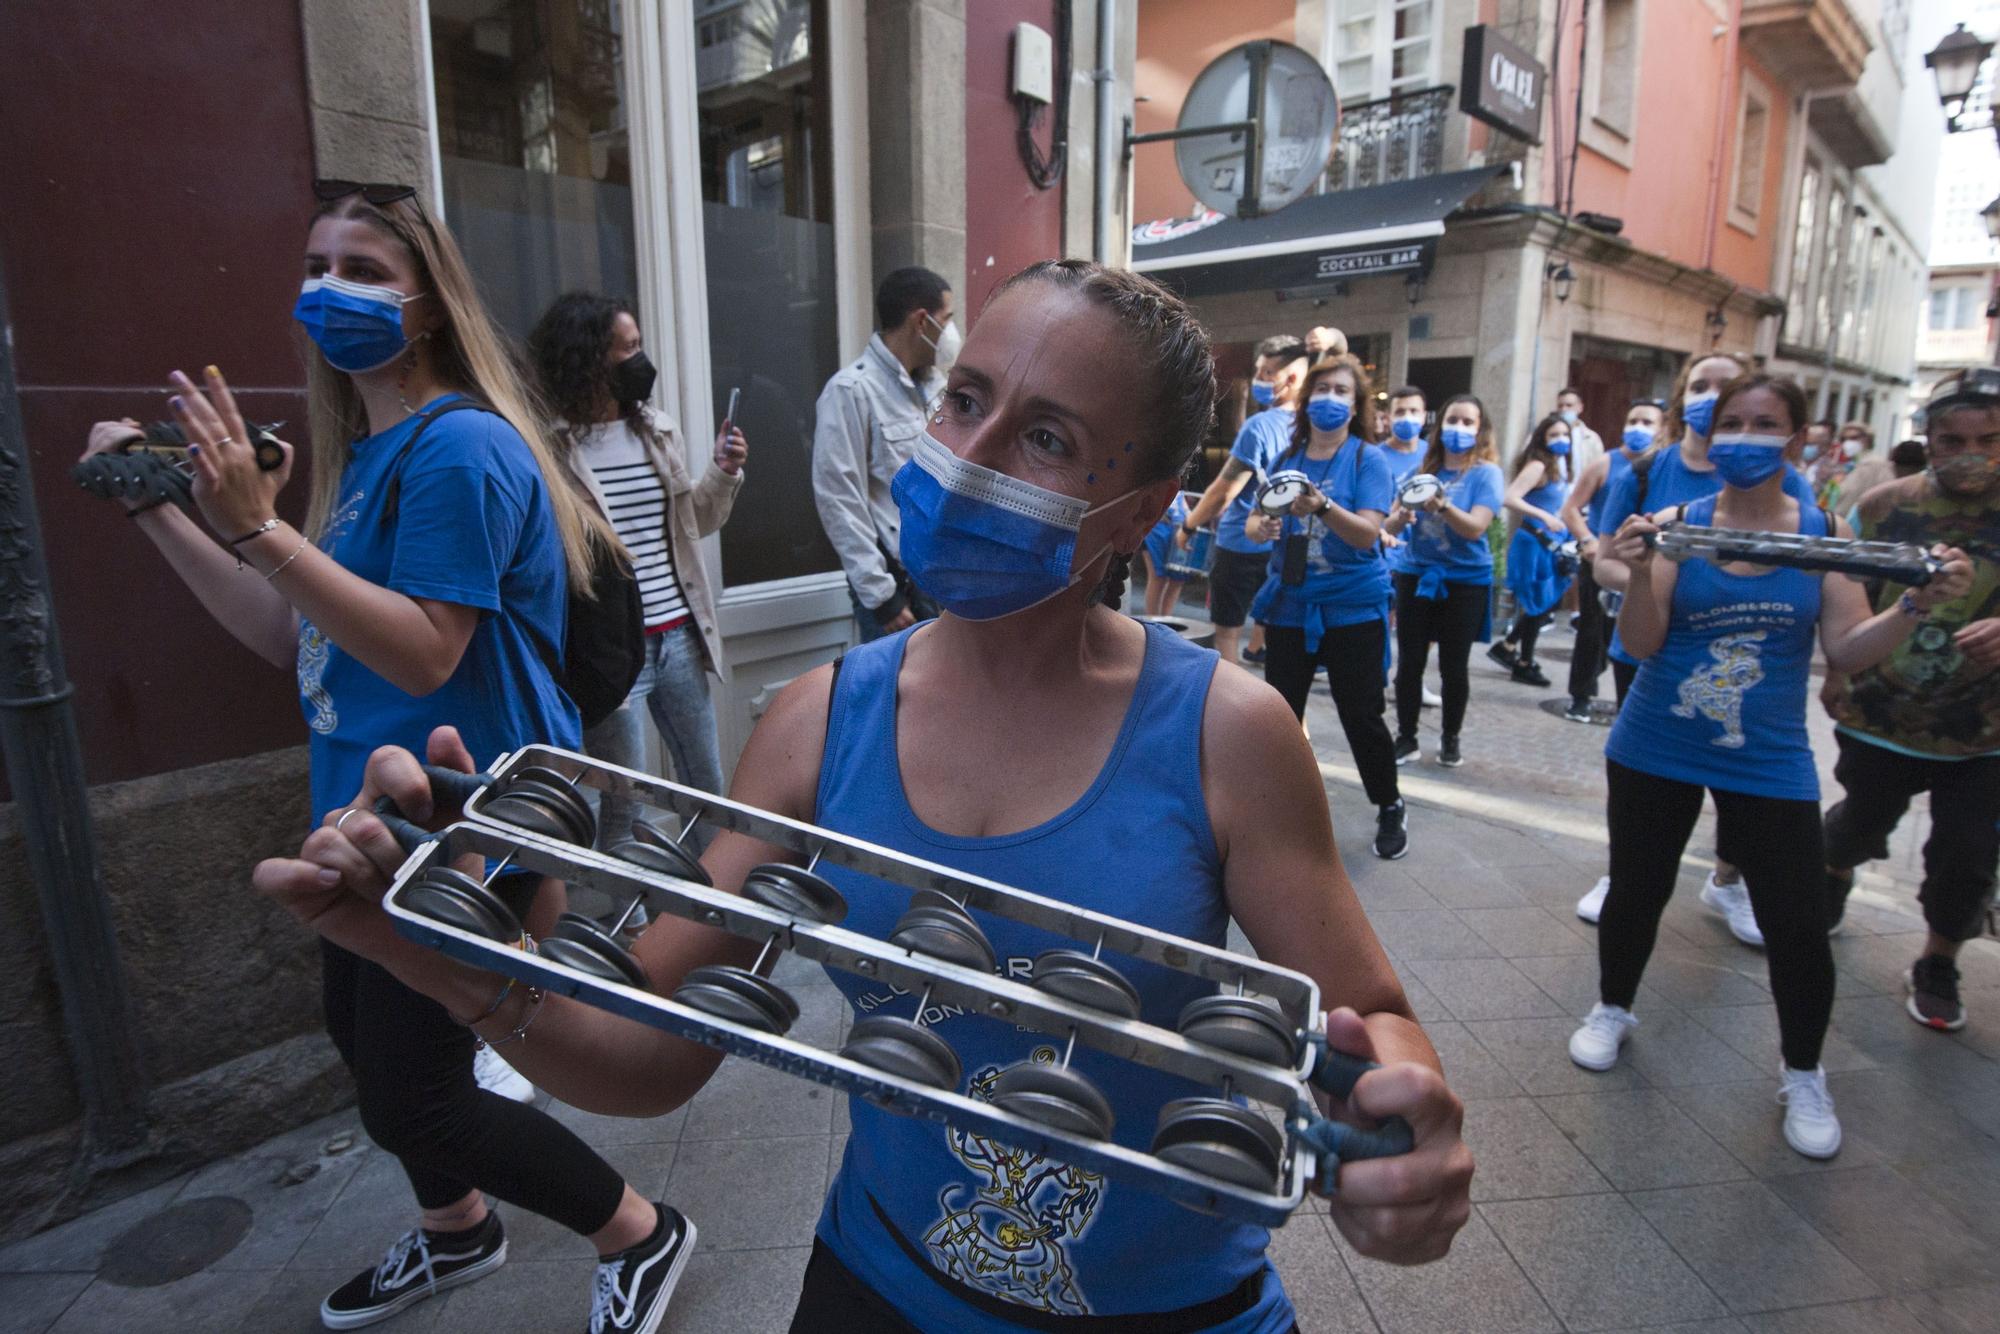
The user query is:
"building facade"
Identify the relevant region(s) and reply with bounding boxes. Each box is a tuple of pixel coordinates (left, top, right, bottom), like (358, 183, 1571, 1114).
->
(1916, 0, 2000, 409)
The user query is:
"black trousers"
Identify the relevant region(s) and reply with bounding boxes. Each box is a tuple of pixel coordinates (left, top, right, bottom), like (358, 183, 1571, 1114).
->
(1599, 760, 1834, 1070)
(1264, 619, 1401, 808)
(1568, 559, 1608, 702)
(321, 941, 625, 1235)
(1504, 612, 1543, 660)
(1610, 653, 1636, 708)
(1823, 732, 2000, 943)
(1393, 574, 1487, 739)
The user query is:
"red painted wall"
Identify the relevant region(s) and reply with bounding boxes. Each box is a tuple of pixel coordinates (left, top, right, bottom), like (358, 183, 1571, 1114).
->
(0, 1, 317, 791)
(965, 1, 1067, 314)
(1133, 0, 1295, 227)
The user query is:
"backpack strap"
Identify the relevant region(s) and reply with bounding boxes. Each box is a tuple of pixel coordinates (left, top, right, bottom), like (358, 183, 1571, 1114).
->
(1630, 448, 1657, 517)
(380, 396, 491, 526)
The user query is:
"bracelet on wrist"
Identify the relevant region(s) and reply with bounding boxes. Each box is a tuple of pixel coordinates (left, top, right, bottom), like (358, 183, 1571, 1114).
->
(228, 517, 282, 547)
(1898, 591, 1930, 620)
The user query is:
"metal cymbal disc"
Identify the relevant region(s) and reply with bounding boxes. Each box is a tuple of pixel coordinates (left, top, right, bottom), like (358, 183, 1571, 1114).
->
(1176, 992, 1299, 1067)
(742, 863, 849, 925)
(499, 769, 596, 841)
(1030, 950, 1142, 1020)
(839, 1016, 963, 1090)
(989, 1061, 1115, 1140)
(483, 787, 583, 844)
(539, 915, 649, 989)
(402, 873, 519, 942)
(1151, 1096, 1283, 1191)
(888, 906, 997, 973)
(610, 832, 712, 887)
(629, 819, 715, 886)
(672, 964, 799, 1035)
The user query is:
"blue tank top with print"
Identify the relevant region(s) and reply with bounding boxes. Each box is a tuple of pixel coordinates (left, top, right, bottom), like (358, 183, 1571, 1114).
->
(1604, 495, 1829, 800)
(811, 621, 1294, 1333)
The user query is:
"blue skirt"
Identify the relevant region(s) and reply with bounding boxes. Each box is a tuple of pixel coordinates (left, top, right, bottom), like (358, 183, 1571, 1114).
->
(1506, 528, 1571, 619)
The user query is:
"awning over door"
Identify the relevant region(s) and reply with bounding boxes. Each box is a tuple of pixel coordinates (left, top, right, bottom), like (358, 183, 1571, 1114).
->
(1130, 165, 1505, 298)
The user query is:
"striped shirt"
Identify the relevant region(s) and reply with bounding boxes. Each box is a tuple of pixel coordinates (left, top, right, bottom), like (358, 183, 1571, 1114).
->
(573, 419, 689, 632)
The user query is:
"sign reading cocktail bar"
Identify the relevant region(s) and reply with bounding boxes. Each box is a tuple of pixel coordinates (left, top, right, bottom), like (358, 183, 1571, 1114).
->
(1460, 24, 1545, 144)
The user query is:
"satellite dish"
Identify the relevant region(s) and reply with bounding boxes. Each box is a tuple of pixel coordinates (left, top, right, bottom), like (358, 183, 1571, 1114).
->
(1175, 40, 1339, 220)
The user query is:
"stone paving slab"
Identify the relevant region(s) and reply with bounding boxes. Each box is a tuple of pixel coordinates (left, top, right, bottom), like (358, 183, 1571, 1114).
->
(1, 624, 1995, 1332)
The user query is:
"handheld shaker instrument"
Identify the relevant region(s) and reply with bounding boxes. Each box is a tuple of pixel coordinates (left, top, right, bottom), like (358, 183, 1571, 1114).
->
(1396, 473, 1443, 508)
(71, 419, 287, 510)
(376, 745, 1415, 1226)
(1648, 524, 1943, 586)
(1254, 469, 1315, 516)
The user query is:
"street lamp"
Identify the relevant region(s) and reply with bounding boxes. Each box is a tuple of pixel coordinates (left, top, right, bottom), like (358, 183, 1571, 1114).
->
(1927, 23, 1995, 131)
(1546, 261, 1575, 304)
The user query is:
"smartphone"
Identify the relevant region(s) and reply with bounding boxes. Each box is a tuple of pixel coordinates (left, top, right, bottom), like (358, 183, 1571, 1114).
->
(724, 387, 741, 427)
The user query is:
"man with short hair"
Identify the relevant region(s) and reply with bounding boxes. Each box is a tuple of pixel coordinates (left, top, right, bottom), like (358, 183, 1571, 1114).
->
(1177, 335, 1308, 665)
(813, 267, 954, 643)
(1381, 385, 1440, 711)
(1555, 387, 1605, 476)
(1821, 370, 2000, 1031)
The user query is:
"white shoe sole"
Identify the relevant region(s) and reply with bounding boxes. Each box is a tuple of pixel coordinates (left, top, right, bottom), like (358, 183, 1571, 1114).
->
(1698, 881, 1764, 949)
(631, 1216, 697, 1334)
(1904, 970, 1967, 1032)
(1576, 877, 1610, 924)
(1568, 1031, 1627, 1071)
(1783, 1119, 1843, 1159)
(1395, 749, 1419, 766)
(320, 1239, 508, 1330)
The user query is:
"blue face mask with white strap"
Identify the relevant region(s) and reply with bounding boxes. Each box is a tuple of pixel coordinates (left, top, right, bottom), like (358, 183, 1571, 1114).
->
(1707, 432, 1790, 489)
(1622, 425, 1655, 452)
(1250, 380, 1276, 408)
(1306, 394, 1352, 432)
(1547, 436, 1572, 456)
(293, 275, 428, 373)
(1442, 426, 1477, 455)
(891, 432, 1138, 621)
(1390, 417, 1423, 442)
(1681, 391, 1719, 439)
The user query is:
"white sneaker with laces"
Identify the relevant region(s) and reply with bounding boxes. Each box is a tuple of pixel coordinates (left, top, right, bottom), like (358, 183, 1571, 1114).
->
(1421, 686, 1443, 708)
(1568, 1003, 1637, 1071)
(1777, 1064, 1841, 1159)
(1699, 873, 1764, 948)
(474, 1045, 535, 1103)
(1576, 875, 1610, 924)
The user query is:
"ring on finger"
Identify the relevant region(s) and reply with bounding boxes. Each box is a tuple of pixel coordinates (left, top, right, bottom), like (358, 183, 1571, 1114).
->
(334, 807, 362, 835)
(214, 436, 235, 447)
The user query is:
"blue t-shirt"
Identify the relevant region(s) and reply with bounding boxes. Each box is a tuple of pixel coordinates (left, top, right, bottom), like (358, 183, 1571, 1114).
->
(299, 398, 581, 820)
(1217, 409, 1295, 554)
(1249, 438, 1394, 641)
(1141, 494, 1194, 581)
(1403, 461, 1505, 586)
(1376, 445, 1428, 575)
(1605, 496, 1829, 800)
(1599, 447, 1725, 665)
(1584, 448, 1639, 535)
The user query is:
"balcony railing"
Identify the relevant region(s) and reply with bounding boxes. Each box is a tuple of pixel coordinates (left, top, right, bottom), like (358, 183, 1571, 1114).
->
(1320, 85, 1453, 193)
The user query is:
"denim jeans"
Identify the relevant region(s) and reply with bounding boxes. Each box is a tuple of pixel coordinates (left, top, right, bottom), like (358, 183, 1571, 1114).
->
(581, 623, 725, 854)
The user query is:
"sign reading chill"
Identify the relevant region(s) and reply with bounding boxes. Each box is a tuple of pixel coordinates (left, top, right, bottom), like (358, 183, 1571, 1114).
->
(1460, 24, 1546, 144)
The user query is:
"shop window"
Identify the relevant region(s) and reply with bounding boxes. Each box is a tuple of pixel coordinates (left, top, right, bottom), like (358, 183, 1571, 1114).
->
(430, 0, 639, 339)
(1729, 78, 1771, 232)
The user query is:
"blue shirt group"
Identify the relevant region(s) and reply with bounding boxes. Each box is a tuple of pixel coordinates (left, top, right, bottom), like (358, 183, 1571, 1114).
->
(1216, 408, 1296, 555)
(1402, 460, 1506, 589)
(1248, 438, 1396, 649)
(299, 397, 580, 820)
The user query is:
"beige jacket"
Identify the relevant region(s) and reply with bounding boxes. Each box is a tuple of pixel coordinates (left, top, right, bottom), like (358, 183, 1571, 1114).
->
(562, 408, 743, 682)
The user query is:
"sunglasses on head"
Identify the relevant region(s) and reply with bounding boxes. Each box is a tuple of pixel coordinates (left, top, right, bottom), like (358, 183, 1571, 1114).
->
(312, 179, 418, 206)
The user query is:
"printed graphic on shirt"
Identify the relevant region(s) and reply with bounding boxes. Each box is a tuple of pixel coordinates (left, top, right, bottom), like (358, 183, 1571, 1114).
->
(1672, 629, 1768, 748)
(923, 1045, 1106, 1317)
(296, 489, 365, 736)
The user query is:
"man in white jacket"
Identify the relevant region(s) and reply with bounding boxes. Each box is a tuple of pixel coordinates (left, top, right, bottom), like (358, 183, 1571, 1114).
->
(811, 267, 955, 641)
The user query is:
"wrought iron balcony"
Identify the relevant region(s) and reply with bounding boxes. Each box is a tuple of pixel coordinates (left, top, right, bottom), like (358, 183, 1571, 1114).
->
(1321, 85, 1453, 193)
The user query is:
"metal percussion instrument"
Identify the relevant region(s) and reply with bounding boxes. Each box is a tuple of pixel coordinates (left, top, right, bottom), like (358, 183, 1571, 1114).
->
(1396, 473, 1443, 507)
(379, 745, 1415, 1226)
(1651, 524, 1942, 586)
(123, 419, 288, 472)
(1254, 469, 1314, 516)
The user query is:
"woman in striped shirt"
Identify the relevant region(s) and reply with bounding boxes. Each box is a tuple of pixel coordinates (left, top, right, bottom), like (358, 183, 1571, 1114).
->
(531, 293, 748, 855)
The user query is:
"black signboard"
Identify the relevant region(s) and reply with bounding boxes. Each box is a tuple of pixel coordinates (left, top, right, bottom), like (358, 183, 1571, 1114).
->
(1460, 24, 1545, 144)
(1151, 237, 1438, 299)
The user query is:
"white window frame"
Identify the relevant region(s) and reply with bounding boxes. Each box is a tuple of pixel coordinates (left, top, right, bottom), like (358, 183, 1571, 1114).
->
(1322, 0, 1442, 105)
(1579, 0, 1642, 168)
(1728, 71, 1773, 236)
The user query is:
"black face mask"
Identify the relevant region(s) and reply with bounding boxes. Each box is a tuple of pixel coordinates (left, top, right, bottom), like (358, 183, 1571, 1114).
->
(611, 350, 657, 407)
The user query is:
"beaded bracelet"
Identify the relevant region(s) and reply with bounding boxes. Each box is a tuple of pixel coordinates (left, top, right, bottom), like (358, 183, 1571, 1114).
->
(484, 986, 546, 1049)
(1898, 591, 1930, 621)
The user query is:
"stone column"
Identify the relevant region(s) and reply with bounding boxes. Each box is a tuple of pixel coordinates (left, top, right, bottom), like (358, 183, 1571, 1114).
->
(300, 0, 435, 191)
(868, 0, 967, 303)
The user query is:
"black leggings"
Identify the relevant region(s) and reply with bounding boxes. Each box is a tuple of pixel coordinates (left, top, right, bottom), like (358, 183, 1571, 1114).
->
(1599, 760, 1834, 1070)
(1568, 559, 1607, 702)
(1503, 612, 1542, 660)
(1393, 574, 1487, 739)
(1264, 619, 1401, 808)
(321, 941, 625, 1235)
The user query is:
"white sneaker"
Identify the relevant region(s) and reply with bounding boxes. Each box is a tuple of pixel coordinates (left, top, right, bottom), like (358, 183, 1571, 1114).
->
(1421, 686, 1442, 708)
(1576, 875, 1610, 924)
(1777, 1065, 1841, 1159)
(1568, 1003, 1638, 1071)
(1699, 873, 1764, 948)
(474, 1045, 535, 1103)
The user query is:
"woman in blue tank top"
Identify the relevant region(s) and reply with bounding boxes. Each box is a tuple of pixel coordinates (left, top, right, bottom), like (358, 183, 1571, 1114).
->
(1487, 413, 1575, 688)
(262, 260, 1477, 1334)
(1570, 374, 1973, 1164)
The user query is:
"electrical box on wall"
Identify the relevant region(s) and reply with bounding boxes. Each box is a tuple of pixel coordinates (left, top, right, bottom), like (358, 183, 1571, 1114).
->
(1013, 22, 1053, 103)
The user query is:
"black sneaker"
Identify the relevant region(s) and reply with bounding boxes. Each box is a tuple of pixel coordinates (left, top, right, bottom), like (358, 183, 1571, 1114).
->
(588, 1205, 695, 1334)
(321, 1212, 506, 1330)
(1562, 697, 1594, 723)
(1373, 802, 1409, 860)
(1393, 735, 1420, 766)
(1437, 734, 1464, 767)
(1241, 647, 1267, 666)
(1511, 661, 1552, 688)
(1906, 955, 1966, 1032)
(1485, 642, 1519, 671)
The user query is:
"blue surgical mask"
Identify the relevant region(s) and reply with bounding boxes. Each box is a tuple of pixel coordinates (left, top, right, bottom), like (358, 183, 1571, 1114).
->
(1707, 432, 1790, 489)
(1802, 444, 1821, 463)
(1250, 381, 1276, 408)
(1306, 395, 1352, 432)
(1548, 437, 1572, 456)
(891, 432, 1135, 621)
(1391, 417, 1423, 443)
(1681, 391, 1718, 439)
(1559, 410, 1580, 426)
(1622, 425, 1656, 452)
(293, 275, 427, 373)
(1442, 426, 1477, 454)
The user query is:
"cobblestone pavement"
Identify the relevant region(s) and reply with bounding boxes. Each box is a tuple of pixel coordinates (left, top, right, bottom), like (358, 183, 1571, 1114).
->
(1, 622, 1994, 1333)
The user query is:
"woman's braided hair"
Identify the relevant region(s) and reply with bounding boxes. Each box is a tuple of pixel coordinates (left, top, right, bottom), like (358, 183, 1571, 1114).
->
(991, 260, 1218, 610)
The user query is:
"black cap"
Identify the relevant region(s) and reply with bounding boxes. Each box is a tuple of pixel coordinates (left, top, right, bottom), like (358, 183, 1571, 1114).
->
(1924, 367, 2000, 421)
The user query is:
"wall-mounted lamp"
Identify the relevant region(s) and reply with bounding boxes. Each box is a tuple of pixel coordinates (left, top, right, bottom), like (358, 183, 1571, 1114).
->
(1546, 261, 1575, 304)
(1405, 270, 1425, 306)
